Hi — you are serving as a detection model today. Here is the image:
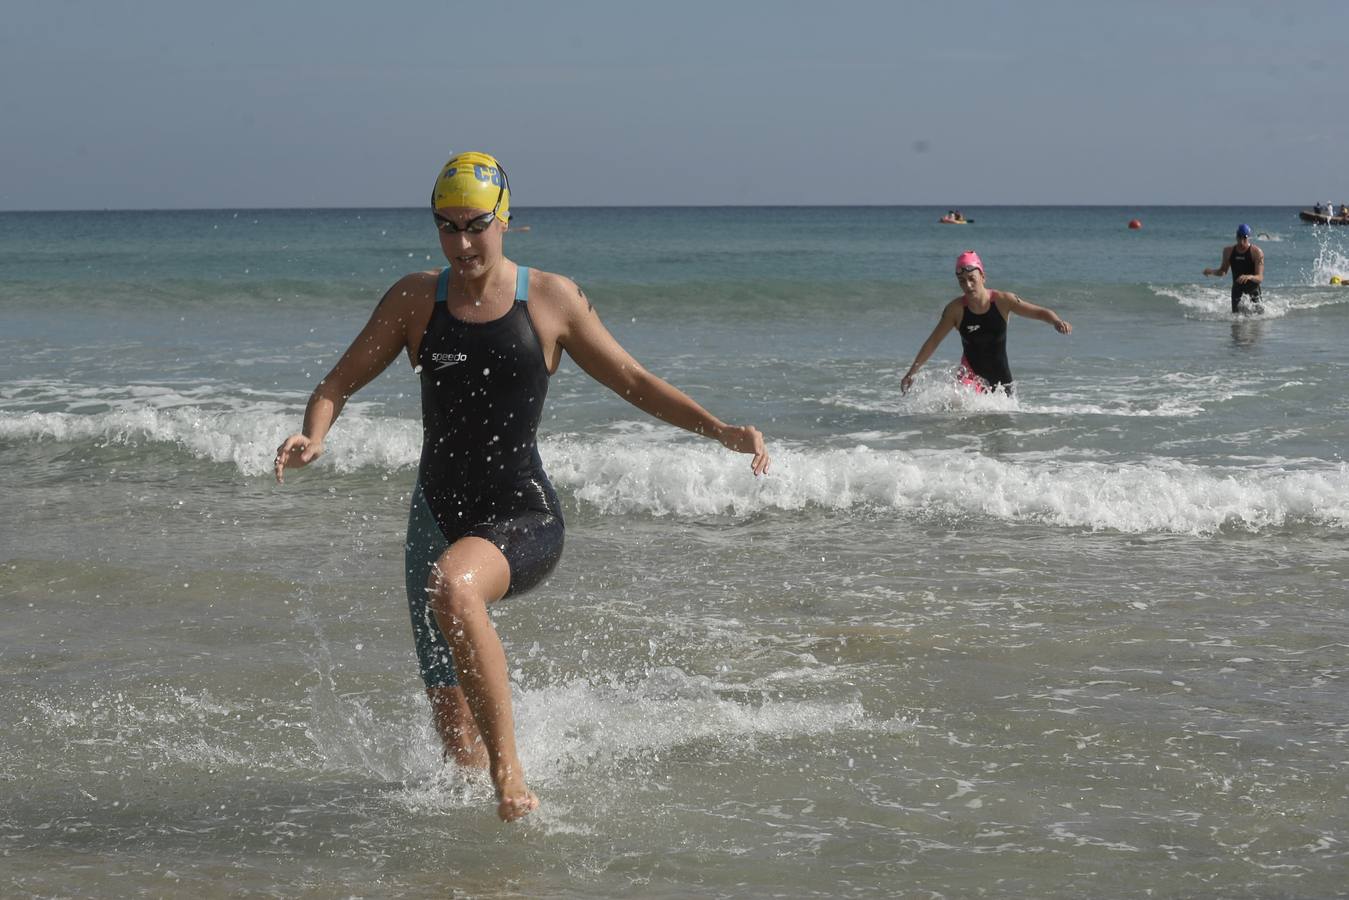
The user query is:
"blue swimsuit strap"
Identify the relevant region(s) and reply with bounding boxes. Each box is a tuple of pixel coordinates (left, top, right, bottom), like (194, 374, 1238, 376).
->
(435, 265, 529, 303)
(435, 267, 450, 304)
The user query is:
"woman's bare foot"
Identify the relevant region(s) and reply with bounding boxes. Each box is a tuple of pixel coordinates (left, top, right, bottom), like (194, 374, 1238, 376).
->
(496, 788, 539, 822)
(493, 765, 538, 822)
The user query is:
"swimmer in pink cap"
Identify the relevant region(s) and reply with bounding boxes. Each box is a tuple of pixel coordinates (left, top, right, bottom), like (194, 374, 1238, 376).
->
(900, 250, 1072, 395)
(954, 250, 983, 273)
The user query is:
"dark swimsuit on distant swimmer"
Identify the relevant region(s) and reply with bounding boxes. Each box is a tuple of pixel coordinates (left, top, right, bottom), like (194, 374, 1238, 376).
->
(957, 292, 1013, 393)
(404, 265, 564, 689)
(1228, 246, 1263, 314)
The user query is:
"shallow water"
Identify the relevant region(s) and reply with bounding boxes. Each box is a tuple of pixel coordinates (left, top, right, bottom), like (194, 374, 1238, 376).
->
(2, 206, 1347, 897)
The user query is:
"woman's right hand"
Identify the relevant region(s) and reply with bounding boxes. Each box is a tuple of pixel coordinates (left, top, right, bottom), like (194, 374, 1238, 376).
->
(275, 434, 323, 483)
(900, 373, 916, 394)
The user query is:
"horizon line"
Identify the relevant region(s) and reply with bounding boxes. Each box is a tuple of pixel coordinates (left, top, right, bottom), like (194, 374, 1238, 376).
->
(0, 202, 1309, 214)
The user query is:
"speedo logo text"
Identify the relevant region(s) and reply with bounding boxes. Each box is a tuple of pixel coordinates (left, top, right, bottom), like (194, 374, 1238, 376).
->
(432, 352, 468, 370)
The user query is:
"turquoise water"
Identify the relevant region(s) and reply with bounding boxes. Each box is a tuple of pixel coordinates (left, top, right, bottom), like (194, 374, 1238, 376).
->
(2, 207, 1347, 897)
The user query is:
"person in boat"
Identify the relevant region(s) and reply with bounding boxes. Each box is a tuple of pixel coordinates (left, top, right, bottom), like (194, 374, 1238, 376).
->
(1203, 223, 1265, 314)
(274, 151, 770, 822)
(899, 250, 1072, 395)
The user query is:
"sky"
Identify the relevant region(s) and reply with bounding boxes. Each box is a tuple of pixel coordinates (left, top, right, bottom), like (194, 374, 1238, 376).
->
(2, 0, 1347, 210)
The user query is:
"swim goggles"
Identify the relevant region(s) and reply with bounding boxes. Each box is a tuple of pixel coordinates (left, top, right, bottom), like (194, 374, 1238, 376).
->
(433, 164, 509, 234)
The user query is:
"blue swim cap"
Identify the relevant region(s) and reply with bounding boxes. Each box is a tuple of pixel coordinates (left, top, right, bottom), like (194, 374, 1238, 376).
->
(1236, 223, 1252, 237)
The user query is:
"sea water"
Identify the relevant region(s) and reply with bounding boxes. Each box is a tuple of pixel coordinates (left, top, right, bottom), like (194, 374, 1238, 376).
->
(1, 206, 1346, 897)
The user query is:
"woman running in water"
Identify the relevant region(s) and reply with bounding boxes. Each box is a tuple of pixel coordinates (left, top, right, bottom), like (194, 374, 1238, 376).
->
(275, 152, 770, 822)
(900, 250, 1071, 395)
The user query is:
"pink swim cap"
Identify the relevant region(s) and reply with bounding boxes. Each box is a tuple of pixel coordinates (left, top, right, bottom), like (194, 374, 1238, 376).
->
(955, 250, 983, 274)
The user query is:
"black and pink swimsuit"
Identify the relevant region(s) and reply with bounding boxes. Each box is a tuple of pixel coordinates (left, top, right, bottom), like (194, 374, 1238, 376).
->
(958, 291, 1013, 392)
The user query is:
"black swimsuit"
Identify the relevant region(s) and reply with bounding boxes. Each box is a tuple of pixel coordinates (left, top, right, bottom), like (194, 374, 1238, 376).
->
(1229, 246, 1262, 313)
(958, 293, 1013, 391)
(403, 265, 564, 688)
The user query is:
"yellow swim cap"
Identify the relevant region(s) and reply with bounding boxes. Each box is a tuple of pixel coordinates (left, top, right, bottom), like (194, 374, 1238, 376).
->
(1332, 275, 1343, 285)
(431, 152, 511, 221)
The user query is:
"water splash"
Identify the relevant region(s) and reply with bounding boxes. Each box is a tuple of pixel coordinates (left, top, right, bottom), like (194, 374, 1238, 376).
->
(1304, 225, 1349, 286)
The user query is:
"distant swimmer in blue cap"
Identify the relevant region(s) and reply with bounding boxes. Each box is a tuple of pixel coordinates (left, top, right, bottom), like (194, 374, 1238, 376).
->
(1204, 224, 1265, 314)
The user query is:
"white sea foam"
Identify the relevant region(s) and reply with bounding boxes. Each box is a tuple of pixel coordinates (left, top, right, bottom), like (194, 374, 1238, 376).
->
(4, 392, 1346, 535)
(0, 390, 419, 475)
(1154, 281, 1349, 319)
(296, 663, 869, 794)
(823, 379, 1022, 416)
(825, 377, 1207, 418)
(1155, 284, 1283, 319)
(515, 667, 867, 783)
(547, 438, 1349, 534)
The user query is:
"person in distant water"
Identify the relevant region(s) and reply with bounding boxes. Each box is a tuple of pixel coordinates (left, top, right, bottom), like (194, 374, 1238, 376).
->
(1203, 223, 1264, 314)
(275, 151, 770, 823)
(900, 250, 1072, 395)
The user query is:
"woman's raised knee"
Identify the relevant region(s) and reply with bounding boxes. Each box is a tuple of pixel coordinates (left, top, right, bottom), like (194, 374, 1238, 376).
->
(427, 571, 489, 629)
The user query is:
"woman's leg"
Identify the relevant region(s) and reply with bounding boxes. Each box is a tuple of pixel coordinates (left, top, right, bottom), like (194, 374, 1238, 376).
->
(405, 483, 489, 765)
(427, 536, 538, 822)
(426, 686, 488, 769)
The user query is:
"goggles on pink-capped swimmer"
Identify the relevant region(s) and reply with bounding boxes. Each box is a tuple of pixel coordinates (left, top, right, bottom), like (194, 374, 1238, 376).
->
(955, 251, 983, 274)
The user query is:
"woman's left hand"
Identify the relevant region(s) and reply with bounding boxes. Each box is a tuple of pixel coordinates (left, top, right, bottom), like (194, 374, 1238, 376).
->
(717, 424, 771, 476)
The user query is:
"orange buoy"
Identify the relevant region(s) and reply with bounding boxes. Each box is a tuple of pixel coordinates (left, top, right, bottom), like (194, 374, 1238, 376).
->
(1128, 219, 1142, 230)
